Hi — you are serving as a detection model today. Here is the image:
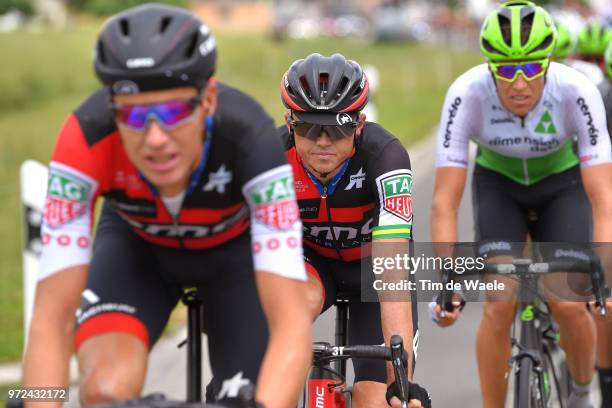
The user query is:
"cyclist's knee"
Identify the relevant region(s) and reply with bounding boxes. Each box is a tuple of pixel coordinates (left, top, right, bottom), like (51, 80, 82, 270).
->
(549, 301, 592, 323)
(481, 301, 515, 332)
(78, 333, 147, 406)
(352, 381, 387, 408)
(305, 273, 324, 320)
(79, 364, 141, 406)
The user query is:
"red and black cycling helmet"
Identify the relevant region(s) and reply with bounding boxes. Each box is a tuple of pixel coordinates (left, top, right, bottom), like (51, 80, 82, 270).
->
(281, 53, 369, 125)
(94, 3, 217, 94)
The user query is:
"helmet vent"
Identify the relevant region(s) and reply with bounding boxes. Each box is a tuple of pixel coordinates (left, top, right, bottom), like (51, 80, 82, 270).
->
(119, 19, 129, 37)
(299, 76, 313, 100)
(337, 77, 349, 97)
(481, 38, 505, 56)
(497, 14, 512, 46)
(286, 84, 297, 98)
(531, 33, 554, 53)
(520, 11, 535, 46)
(160, 16, 172, 34)
(185, 32, 198, 58)
(97, 41, 106, 64)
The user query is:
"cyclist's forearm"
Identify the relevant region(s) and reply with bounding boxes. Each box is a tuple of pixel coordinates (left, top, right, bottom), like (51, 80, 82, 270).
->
(380, 301, 414, 381)
(22, 266, 87, 407)
(254, 271, 312, 407)
(256, 322, 312, 408)
(431, 167, 466, 246)
(22, 318, 74, 408)
(431, 205, 458, 244)
(586, 178, 612, 279)
(582, 163, 612, 242)
(592, 206, 612, 242)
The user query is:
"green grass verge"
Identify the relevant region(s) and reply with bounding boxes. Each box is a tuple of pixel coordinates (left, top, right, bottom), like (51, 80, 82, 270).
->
(0, 27, 481, 363)
(0, 383, 21, 407)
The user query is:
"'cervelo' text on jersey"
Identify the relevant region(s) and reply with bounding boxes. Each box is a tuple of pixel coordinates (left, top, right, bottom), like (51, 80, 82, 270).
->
(436, 62, 612, 185)
(280, 122, 413, 261)
(40, 83, 306, 282)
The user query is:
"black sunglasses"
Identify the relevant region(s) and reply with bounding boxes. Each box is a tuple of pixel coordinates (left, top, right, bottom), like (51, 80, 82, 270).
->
(288, 116, 360, 141)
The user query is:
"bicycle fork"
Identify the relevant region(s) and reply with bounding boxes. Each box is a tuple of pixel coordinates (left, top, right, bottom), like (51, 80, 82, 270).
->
(512, 303, 551, 407)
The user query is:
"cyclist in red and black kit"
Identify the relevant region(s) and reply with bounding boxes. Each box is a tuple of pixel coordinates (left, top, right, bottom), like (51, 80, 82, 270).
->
(22, 4, 312, 408)
(278, 53, 430, 408)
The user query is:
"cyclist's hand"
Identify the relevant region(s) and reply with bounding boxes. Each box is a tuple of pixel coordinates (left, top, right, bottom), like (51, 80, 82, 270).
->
(389, 397, 426, 408)
(588, 298, 612, 320)
(386, 381, 431, 408)
(428, 292, 464, 327)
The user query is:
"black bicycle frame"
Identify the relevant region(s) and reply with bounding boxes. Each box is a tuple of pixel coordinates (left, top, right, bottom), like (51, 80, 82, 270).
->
(181, 288, 204, 402)
(514, 271, 548, 407)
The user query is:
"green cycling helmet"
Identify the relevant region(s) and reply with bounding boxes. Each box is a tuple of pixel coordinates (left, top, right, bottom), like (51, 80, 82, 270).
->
(552, 21, 575, 60)
(480, 0, 556, 61)
(605, 41, 612, 78)
(576, 22, 612, 56)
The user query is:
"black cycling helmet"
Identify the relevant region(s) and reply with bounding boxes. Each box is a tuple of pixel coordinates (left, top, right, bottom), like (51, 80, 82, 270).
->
(94, 3, 217, 94)
(281, 53, 369, 124)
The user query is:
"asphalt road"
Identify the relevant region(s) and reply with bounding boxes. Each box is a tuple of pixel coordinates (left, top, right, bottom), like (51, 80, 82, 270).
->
(66, 136, 601, 407)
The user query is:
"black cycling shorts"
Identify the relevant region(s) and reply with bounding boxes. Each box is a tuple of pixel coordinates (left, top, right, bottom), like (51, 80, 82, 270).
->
(75, 202, 267, 402)
(304, 245, 419, 384)
(472, 164, 592, 259)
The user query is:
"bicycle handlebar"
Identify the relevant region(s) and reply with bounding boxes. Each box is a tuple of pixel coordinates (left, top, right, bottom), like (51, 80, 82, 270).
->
(312, 342, 408, 362)
(312, 335, 412, 405)
(442, 258, 610, 316)
(477, 259, 593, 275)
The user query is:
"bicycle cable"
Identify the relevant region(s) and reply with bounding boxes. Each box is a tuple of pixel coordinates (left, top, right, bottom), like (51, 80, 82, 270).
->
(543, 342, 565, 408)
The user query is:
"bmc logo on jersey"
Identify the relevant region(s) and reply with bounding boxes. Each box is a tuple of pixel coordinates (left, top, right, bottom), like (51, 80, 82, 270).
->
(44, 168, 93, 228)
(377, 171, 413, 223)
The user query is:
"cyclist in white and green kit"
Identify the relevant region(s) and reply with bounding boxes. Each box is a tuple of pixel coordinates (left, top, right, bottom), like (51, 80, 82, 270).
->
(430, 2, 612, 407)
(595, 40, 612, 408)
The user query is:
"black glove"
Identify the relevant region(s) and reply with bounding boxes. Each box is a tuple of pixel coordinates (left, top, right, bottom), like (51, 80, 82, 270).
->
(436, 288, 466, 313)
(386, 381, 431, 408)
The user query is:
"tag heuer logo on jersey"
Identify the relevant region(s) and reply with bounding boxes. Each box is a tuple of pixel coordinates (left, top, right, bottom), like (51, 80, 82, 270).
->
(534, 110, 556, 134)
(250, 174, 299, 230)
(377, 171, 413, 223)
(44, 169, 92, 228)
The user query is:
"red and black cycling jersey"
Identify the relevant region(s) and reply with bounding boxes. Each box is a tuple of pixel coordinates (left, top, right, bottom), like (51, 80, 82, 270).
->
(40, 82, 305, 281)
(279, 122, 413, 261)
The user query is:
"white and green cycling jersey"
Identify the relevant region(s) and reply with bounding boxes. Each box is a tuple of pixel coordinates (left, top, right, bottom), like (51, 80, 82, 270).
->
(436, 62, 612, 185)
(598, 79, 612, 136)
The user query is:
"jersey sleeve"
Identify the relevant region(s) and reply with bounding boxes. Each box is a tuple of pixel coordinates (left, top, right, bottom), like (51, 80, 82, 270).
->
(370, 139, 413, 241)
(234, 105, 306, 281)
(39, 114, 102, 281)
(435, 77, 477, 168)
(568, 79, 612, 167)
(597, 81, 612, 140)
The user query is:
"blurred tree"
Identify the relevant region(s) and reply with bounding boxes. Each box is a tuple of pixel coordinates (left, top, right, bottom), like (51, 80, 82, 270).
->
(66, 0, 188, 16)
(0, 0, 34, 15)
